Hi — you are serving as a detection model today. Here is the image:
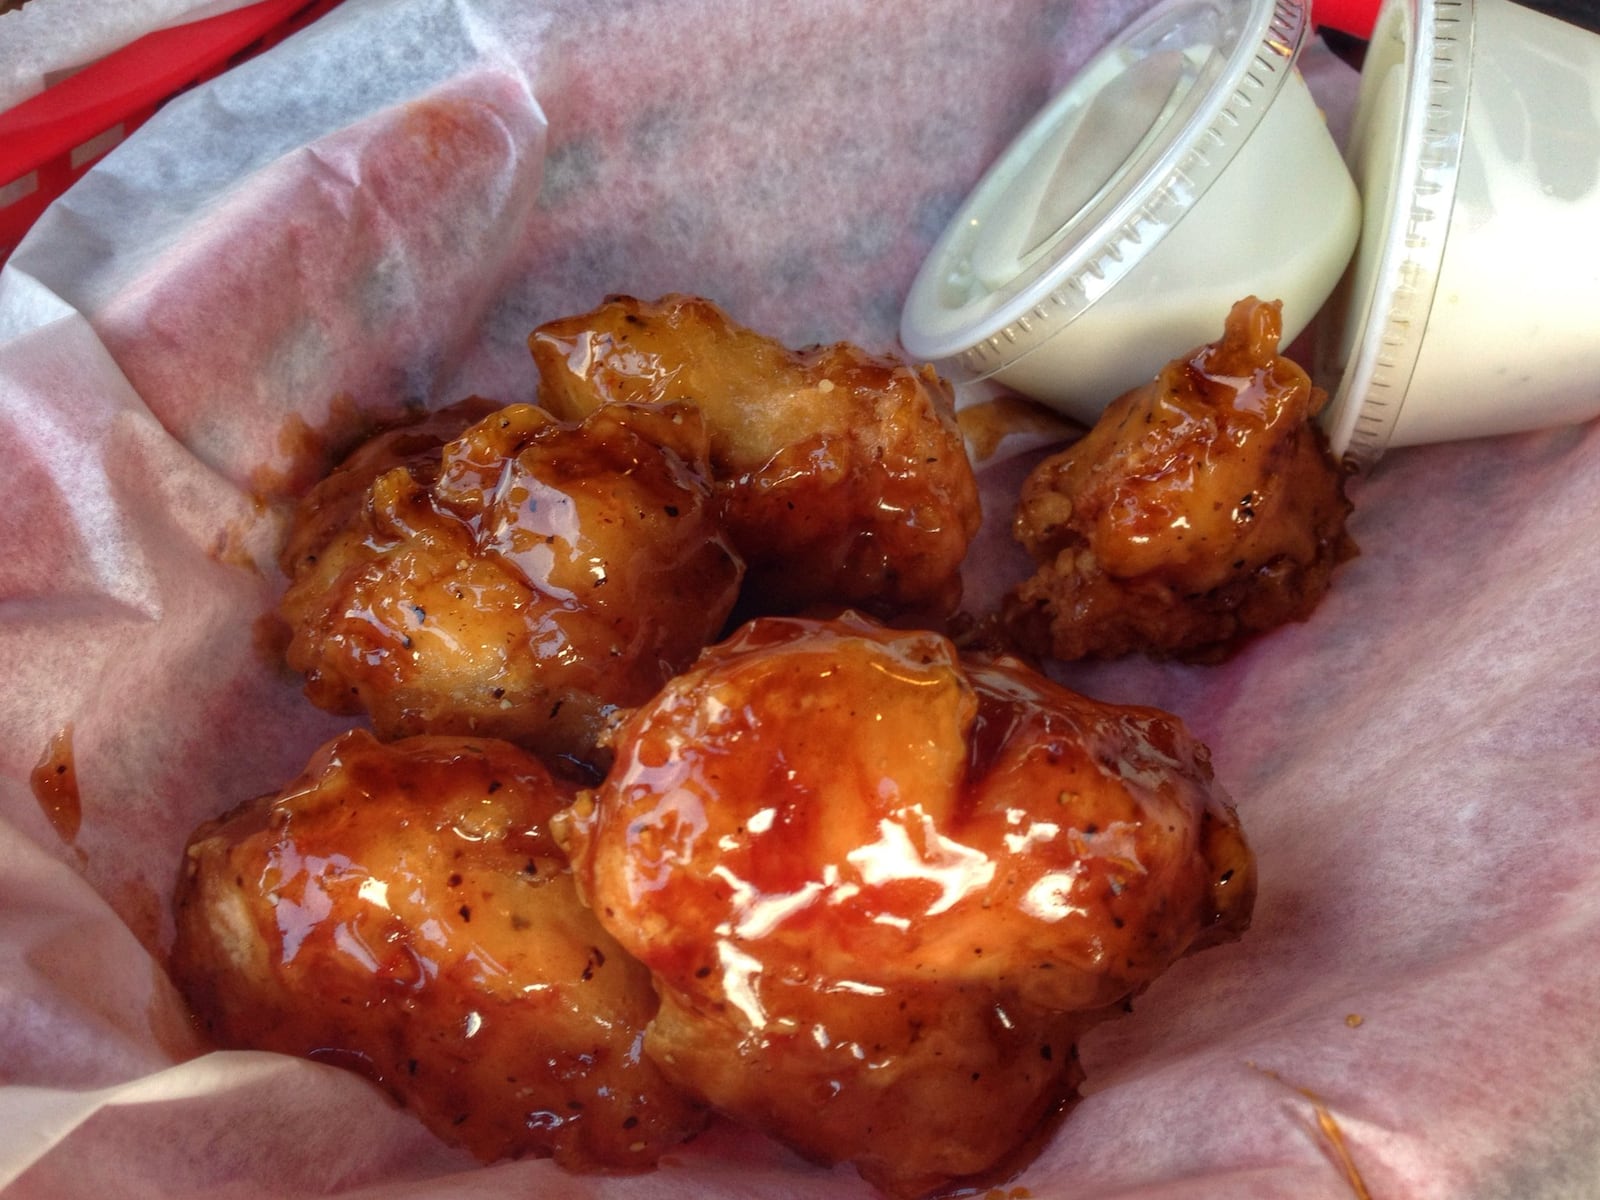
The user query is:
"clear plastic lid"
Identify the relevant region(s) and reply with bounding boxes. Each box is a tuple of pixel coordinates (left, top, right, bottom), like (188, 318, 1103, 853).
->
(900, 0, 1311, 376)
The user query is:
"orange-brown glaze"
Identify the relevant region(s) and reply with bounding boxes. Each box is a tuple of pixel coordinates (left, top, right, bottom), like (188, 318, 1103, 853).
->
(278, 399, 743, 764)
(529, 294, 981, 625)
(276, 398, 501, 582)
(170, 730, 705, 1170)
(559, 613, 1253, 1195)
(1005, 297, 1357, 662)
(30, 725, 81, 843)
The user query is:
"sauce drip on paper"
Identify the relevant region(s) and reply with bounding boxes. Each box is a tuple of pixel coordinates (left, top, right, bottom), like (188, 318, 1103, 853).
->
(30, 725, 81, 843)
(1253, 1064, 1373, 1200)
(250, 392, 386, 500)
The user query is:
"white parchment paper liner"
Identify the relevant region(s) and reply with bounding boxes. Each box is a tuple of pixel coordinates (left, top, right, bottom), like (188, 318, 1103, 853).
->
(2, 2, 1599, 1197)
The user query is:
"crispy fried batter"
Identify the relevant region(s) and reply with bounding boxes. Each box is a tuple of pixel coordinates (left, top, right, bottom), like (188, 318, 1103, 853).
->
(277, 400, 743, 763)
(558, 612, 1254, 1195)
(530, 294, 981, 624)
(1005, 297, 1356, 662)
(171, 730, 706, 1170)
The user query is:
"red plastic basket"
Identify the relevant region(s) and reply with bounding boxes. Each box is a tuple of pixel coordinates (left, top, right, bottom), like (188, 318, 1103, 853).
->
(0, 0, 344, 263)
(1314, 0, 1381, 37)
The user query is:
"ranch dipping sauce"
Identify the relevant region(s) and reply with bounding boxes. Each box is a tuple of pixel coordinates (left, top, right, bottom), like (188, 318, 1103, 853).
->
(1316, 0, 1600, 463)
(900, 0, 1359, 426)
(907, 0, 1600, 466)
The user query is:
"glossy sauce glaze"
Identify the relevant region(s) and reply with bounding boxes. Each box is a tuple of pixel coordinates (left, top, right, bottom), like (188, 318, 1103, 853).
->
(277, 399, 743, 765)
(171, 729, 705, 1169)
(1006, 296, 1357, 662)
(30, 724, 81, 844)
(529, 294, 982, 625)
(558, 612, 1254, 1195)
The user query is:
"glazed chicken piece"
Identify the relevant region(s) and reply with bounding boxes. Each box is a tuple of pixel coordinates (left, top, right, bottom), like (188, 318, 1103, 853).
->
(1005, 297, 1357, 662)
(529, 294, 981, 624)
(557, 612, 1254, 1196)
(278, 399, 743, 765)
(170, 730, 706, 1170)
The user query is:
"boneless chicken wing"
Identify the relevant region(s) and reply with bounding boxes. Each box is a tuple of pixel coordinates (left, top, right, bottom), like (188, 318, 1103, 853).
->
(529, 294, 981, 623)
(170, 730, 706, 1169)
(557, 612, 1254, 1195)
(1005, 297, 1357, 662)
(278, 400, 743, 764)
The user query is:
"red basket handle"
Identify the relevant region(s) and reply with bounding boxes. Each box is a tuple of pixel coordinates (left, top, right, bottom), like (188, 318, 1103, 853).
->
(0, 0, 329, 184)
(1313, 0, 1382, 37)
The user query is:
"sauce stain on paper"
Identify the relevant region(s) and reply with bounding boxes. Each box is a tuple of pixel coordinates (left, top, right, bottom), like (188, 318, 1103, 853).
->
(252, 611, 297, 678)
(1252, 1064, 1373, 1200)
(30, 725, 82, 844)
(1311, 1099, 1372, 1200)
(250, 392, 382, 500)
(402, 96, 499, 166)
(209, 492, 273, 575)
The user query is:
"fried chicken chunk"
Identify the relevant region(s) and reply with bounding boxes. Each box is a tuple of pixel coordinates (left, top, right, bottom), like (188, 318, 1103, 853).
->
(1005, 297, 1357, 662)
(558, 612, 1254, 1196)
(529, 294, 981, 624)
(170, 730, 706, 1170)
(278, 400, 743, 763)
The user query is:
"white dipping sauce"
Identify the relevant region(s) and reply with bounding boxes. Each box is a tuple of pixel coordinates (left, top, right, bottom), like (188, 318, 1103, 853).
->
(900, 0, 1360, 427)
(1317, 0, 1600, 462)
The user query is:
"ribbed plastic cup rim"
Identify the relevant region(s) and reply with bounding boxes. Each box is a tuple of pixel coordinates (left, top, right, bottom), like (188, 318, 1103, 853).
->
(1315, 0, 1474, 466)
(900, 0, 1311, 379)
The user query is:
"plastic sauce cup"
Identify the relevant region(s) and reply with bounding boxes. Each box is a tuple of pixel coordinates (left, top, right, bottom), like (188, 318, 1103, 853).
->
(1316, 0, 1600, 464)
(903, 0, 1600, 466)
(900, 0, 1360, 428)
